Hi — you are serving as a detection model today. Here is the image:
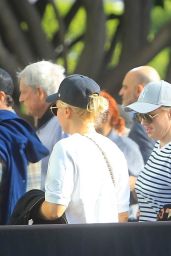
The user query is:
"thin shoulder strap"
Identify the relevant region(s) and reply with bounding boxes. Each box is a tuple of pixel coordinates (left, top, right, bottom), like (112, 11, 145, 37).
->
(85, 135, 115, 186)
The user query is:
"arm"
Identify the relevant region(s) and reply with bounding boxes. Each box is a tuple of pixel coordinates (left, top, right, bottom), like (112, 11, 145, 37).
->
(40, 142, 74, 220)
(40, 201, 66, 220)
(119, 212, 128, 222)
(129, 176, 137, 191)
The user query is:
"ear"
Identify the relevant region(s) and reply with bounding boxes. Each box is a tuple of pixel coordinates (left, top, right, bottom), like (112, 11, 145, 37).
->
(168, 109, 171, 119)
(136, 84, 144, 97)
(0, 91, 6, 101)
(65, 107, 72, 119)
(37, 87, 46, 100)
(106, 111, 112, 123)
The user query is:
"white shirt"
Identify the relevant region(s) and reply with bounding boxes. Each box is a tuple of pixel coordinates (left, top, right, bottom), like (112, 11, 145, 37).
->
(45, 132, 129, 224)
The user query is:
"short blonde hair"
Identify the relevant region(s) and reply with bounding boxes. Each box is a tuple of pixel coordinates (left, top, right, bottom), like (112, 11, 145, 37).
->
(58, 93, 108, 121)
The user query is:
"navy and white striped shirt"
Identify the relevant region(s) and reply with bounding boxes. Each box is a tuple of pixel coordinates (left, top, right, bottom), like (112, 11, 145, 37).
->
(135, 141, 171, 221)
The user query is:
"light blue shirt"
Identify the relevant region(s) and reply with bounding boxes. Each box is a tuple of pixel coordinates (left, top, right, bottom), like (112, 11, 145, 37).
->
(37, 116, 67, 190)
(108, 129, 144, 177)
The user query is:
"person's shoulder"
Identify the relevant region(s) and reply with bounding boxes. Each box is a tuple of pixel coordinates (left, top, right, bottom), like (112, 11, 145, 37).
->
(52, 134, 83, 157)
(94, 132, 113, 144)
(54, 134, 78, 147)
(131, 121, 145, 134)
(113, 134, 139, 153)
(121, 135, 140, 149)
(0, 110, 36, 134)
(95, 132, 125, 155)
(120, 135, 144, 164)
(37, 116, 64, 138)
(0, 110, 23, 124)
(129, 121, 151, 142)
(41, 116, 60, 129)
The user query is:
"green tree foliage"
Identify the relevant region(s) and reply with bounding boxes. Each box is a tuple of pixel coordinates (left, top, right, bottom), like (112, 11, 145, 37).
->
(1, 0, 171, 101)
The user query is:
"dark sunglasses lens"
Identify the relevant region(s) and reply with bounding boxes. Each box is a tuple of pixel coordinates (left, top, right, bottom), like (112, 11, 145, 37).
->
(144, 114, 153, 123)
(135, 113, 152, 123)
(52, 108, 57, 115)
(135, 113, 142, 123)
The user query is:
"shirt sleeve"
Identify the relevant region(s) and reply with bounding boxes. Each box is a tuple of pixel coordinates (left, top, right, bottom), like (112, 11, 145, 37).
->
(45, 142, 75, 206)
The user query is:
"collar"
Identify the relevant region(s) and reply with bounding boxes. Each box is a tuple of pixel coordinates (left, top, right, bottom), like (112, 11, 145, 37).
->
(35, 108, 54, 130)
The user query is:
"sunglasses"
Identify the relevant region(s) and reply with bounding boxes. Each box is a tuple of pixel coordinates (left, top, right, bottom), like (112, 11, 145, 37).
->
(50, 104, 58, 116)
(135, 113, 159, 123)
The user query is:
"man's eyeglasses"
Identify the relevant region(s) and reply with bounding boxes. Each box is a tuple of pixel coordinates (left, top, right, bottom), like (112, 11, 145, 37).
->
(135, 113, 159, 124)
(50, 104, 58, 116)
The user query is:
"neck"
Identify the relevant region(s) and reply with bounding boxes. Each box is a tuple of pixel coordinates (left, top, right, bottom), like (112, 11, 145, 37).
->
(103, 126, 112, 136)
(69, 121, 96, 136)
(0, 105, 13, 111)
(160, 124, 171, 147)
(35, 104, 50, 119)
(97, 123, 112, 136)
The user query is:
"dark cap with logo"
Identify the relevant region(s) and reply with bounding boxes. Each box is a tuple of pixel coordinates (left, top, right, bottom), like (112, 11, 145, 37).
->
(46, 74, 100, 109)
(0, 68, 14, 96)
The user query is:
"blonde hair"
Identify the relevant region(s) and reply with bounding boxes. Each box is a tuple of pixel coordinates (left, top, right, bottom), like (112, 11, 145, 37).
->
(58, 93, 108, 121)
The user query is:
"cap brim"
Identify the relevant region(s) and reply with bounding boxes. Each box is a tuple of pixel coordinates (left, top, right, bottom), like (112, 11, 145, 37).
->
(46, 93, 59, 103)
(124, 102, 161, 113)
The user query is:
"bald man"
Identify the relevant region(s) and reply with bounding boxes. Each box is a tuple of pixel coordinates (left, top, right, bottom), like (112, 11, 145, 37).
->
(120, 66, 160, 106)
(119, 66, 160, 164)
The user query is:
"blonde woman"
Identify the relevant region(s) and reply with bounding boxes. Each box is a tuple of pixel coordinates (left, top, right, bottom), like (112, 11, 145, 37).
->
(37, 74, 129, 224)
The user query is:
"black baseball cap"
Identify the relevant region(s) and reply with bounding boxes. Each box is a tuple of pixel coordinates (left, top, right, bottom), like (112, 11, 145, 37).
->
(46, 74, 100, 109)
(0, 68, 14, 96)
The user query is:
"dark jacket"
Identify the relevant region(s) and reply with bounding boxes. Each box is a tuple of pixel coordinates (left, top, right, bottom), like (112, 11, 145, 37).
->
(0, 110, 49, 224)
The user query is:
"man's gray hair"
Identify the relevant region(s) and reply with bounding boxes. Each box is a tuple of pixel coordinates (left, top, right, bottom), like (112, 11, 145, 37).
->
(17, 60, 65, 95)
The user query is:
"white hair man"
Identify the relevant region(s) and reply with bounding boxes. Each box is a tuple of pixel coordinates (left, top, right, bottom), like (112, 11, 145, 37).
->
(18, 60, 66, 190)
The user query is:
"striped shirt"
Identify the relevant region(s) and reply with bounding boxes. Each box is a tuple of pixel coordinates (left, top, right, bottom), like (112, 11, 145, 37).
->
(135, 141, 171, 221)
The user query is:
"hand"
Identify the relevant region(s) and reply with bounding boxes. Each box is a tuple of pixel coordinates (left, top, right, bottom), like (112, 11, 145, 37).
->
(157, 204, 171, 221)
